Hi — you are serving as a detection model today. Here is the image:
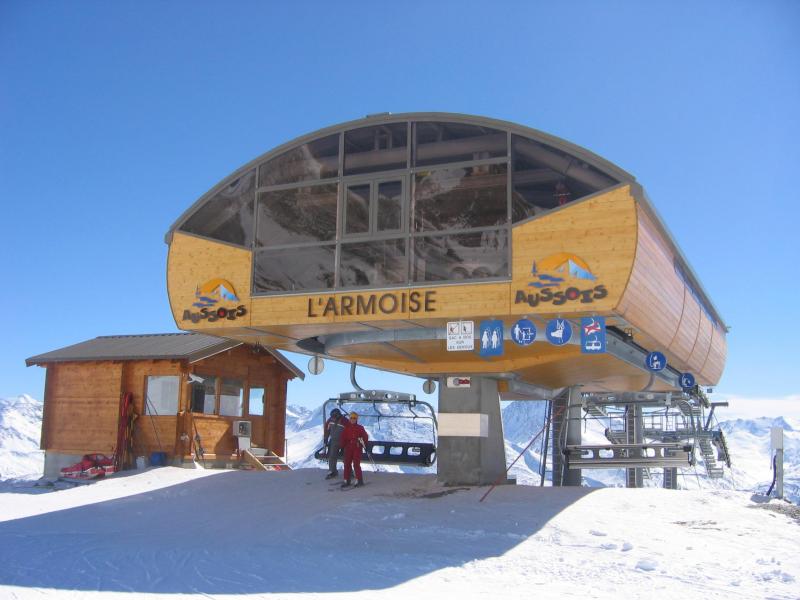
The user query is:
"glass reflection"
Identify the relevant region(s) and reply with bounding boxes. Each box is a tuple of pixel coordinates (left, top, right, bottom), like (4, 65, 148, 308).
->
(511, 135, 618, 222)
(344, 124, 407, 175)
(180, 169, 255, 247)
(414, 122, 506, 167)
(414, 164, 507, 232)
(256, 184, 338, 246)
(413, 230, 508, 282)
(377, 181, 402, 232)
(339, 239, 407, 288)
(253, 245, 336, 292)
(258, 134, 339, 187)
(345, 184, 370, 235)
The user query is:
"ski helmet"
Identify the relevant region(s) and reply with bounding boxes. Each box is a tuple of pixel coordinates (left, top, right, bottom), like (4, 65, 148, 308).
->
(349, 411, 359, 421)
(330, 408, 342, 418)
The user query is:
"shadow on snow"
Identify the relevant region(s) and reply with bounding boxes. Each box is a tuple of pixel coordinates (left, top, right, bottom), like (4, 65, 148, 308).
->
(0, 469, 594, 594)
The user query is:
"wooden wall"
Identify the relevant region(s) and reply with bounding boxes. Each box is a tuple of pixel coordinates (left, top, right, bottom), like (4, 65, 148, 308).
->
(41, 362, 122, 455)
(38, 347, 294, 463)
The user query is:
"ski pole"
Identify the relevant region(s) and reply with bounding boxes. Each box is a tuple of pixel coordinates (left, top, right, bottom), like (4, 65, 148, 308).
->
(359, 438, 380, 473)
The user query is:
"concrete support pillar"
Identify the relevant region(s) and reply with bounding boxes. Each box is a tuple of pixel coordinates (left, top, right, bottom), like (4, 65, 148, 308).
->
(552, 387, 581, 487)
(437, 376, 507, 486)
(626, 405, 643, 488)
(663, 467, 678, 489)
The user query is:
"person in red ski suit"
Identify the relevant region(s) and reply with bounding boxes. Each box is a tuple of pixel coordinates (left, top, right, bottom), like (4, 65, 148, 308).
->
(340, 412, 369, 488)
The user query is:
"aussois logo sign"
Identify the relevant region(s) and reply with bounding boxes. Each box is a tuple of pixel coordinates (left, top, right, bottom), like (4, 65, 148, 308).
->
(182, 278, 247, 323)
(515, 252, 607, 308)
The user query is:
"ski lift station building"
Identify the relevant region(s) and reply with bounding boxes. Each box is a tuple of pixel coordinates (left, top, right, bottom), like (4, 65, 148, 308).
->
(165, 113, 728, 486)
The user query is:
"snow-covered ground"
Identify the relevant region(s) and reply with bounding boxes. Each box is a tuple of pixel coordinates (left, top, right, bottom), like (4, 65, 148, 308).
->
(1, 394, 798, 598)
(0, 467, 797, 599)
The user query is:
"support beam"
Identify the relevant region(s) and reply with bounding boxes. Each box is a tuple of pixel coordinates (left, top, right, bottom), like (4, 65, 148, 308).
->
(626, 405, 644, 488)
(437, 376, 507, 486)
(553, 387, 581, 486)
(663, 467, 678, 490)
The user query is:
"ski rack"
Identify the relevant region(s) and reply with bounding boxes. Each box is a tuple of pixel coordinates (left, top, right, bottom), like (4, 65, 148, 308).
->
(314, 389, 438, 467)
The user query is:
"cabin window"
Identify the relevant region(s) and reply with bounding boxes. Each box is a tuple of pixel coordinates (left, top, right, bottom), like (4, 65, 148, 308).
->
(248, 387, 265, 416)
(145, 375, 180, 415)
(339, 238, 407, 288)
(253, 244, 336, 293)
(219, 379, 244, 417)
(412, 229, 508, 282)
(179, 169, 256, 247)
(511, 135, 619, 222)
(190, 375, 217, 414)
(413, 163, 507, 232)
(413, 121, 507, 167)
(344, 123, 408, 175)
(258, 133, 339, 187)
(256, 184, 339, 247)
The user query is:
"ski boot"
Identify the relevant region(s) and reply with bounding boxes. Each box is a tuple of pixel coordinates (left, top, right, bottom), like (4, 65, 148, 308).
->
(325, 471, 337, 480)
(340, 480, 352, 489)
(353, 479, 365, 488)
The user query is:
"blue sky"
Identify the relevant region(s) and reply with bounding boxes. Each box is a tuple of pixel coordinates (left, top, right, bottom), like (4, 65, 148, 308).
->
(1, 1, 798, 416)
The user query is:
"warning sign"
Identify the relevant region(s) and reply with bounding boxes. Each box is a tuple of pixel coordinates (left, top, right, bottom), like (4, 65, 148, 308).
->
(447, 321, 474, 351)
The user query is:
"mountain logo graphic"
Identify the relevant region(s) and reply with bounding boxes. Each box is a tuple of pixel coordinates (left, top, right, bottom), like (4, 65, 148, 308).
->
(529, 253, 597, 288)
(193, 278, 240, 308)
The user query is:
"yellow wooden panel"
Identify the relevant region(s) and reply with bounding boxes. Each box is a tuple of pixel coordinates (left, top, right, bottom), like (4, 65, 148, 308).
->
(688, 314, 712, 373)
(511, 185, 638, 316)
(700, 324, 727, 385)
(669, 290, 700, 364)
(167, 232, 252, 330)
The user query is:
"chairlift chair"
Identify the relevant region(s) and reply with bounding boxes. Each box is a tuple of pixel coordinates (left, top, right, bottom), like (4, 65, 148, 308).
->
(314, 390, 438, 467)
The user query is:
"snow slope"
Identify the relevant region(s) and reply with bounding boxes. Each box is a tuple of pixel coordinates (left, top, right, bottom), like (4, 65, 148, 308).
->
(0, 394, 43, 480)
(0, 467, 797, 599)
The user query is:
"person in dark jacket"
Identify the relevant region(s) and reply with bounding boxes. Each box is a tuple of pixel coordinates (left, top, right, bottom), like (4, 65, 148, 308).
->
(323, 408, 345, 479)
(340, 411, 369, 488)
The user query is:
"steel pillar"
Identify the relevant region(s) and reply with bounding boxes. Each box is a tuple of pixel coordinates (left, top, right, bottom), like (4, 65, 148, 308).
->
(436, 376, 507, 486)
(626, 405, 644, 488)
(552, 387, 581, 486)
(663, 467, 678, 489)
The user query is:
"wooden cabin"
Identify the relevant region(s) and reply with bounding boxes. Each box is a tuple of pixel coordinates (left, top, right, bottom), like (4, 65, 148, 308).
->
(26, 333, 303, 477)
(163, 113, 727, 394)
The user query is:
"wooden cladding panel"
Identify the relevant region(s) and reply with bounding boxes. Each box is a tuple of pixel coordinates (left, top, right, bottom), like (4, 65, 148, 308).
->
(45, 363, 122, 453)
(668, 291, 700, 363)
(167, 232, 252, 330)
(134, 417, 178, 457)
(616, 206, 683, 353)
(700, 325, 727, 384)
(687, 314, 713, 374)
(192, 416, 237, 455)
(511, 186, 638, 315)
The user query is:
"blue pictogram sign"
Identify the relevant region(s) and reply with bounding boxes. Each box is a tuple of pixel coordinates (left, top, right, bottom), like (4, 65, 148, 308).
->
(580, 316, 606, 353)
(511, 319, 536, 346)
(546, 318, 572, 346)
(479, 319, 504, 357)
(645, 351, 667, 372)
(680, 372, 696, 389)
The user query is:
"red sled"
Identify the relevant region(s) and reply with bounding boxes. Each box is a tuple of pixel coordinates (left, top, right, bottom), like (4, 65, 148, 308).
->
(60, 454, 116, 480)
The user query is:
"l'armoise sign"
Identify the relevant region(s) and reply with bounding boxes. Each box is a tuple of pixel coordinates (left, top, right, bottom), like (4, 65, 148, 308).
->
(307, 290, 437, 317)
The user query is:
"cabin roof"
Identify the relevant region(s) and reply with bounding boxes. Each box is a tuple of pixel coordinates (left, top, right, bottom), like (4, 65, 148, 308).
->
(25, 332, 304, 379)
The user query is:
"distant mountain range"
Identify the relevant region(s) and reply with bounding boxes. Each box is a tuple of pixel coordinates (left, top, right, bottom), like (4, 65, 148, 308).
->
(1, 393, 797, 503)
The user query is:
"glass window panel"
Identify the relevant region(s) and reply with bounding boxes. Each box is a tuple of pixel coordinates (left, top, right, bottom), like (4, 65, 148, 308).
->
(253, 245, 336, 293)
(377, 181, 402, 232)
(413, 164, 508, 232)
(145, 375, 180, 416)
(344, 124, 407, 175)
(180, 169, 255, 247)
(219, 379, 244, 417)
(345, 184, 371, 235)
(339, 238, 407, 288)
(258, 134, 339, 187)
(256, 184, 338, 246)
(412, 230, 508, 283)
(190, 375, 216, 414)
(414, 121, 506, 167)
(511, 134, 619, 222)
(248, 387, 265, 416)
